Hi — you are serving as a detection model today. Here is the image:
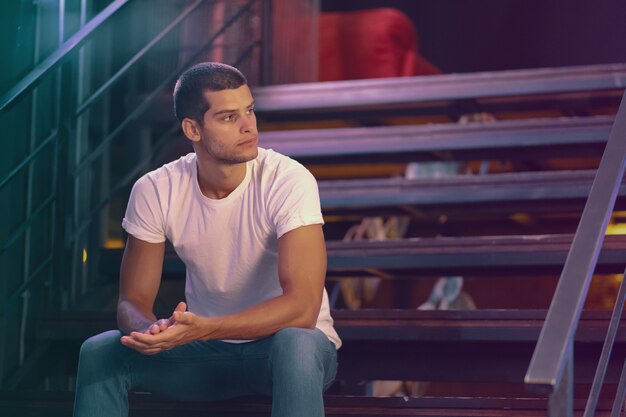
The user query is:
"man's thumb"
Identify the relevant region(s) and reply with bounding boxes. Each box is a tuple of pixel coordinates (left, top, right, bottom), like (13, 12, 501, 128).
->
(174, 311, 191, 323)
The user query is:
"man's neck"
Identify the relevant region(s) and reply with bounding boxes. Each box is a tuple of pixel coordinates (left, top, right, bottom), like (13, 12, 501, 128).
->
(196, 158, 247, 200)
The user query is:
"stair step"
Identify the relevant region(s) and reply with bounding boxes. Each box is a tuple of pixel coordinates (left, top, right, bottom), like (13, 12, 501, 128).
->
(319, 170, 625, 210)
(40, 309, 626, 344)
(325, 234, 626, 273)
(260, 116, 613, 164)
(252, 63, 626, 116)
(36, 309, 626, 383)
(0, 391, 616, 417)
(98, 234, 626, 277)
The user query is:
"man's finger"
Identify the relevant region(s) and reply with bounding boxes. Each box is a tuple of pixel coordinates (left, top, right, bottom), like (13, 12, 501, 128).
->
(175, 301, 187, 313)
(124, 337, 165, 353)
(129, 331, 173, 346)
(169, 302, 187, 325)
(123, 334, 158, 350)
(127, 343, 161, 356)
(173, 311, 192, 324)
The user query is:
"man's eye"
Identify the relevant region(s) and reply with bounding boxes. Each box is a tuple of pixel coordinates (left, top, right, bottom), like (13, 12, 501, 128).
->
(223, 115, 234, 121)
(247, 108, 255, 115)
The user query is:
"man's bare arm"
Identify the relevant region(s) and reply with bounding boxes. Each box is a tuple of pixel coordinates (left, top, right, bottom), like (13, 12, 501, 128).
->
(121, 224, 327, 353)
(208, 223, 327, 337)
(117, 235, 165, 335)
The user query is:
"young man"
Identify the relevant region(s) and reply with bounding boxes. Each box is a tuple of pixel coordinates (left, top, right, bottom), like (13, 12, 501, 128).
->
(74, 62, 340, 417)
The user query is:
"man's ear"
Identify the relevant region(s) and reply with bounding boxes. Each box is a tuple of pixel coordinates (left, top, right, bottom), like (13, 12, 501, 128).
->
(181, 118, 201, 143)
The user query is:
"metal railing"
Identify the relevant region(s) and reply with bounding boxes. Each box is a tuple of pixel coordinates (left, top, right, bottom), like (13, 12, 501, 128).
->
(525, 89, 626, 416)
(0, 0, 264, 389)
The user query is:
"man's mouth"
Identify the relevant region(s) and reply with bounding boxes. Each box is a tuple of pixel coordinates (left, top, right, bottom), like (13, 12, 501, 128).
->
(239, 137, 258, 147)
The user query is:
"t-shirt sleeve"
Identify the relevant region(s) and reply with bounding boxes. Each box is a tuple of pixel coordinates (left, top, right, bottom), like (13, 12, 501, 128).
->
(269, 166, 325, 239)
(121, 175, 166, 243)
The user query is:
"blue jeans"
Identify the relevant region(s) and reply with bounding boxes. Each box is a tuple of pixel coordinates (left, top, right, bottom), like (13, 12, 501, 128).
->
(73, 327, 338, 417)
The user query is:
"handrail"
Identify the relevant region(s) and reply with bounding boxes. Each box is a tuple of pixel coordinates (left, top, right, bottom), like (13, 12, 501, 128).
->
(583, 267, 626, 417)
(71, 0, 255, 177)
(0, 0, 131, 113)
(0, 129, 57, 190)
(0, 194, 56, 256)
(0, 254, 53, 318)
(612, 352, 626, 417)
(75, 0, 207, 117)
(525, 89, 626, 395)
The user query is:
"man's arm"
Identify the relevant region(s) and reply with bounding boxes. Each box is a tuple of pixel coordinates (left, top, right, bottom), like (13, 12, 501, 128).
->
(117, 235, 166, 335)
(121, 224, 327, 353)
(210, 223, 327, 336)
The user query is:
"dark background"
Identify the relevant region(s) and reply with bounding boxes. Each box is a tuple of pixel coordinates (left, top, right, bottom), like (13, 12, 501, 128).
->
(321, 0, 626, 73)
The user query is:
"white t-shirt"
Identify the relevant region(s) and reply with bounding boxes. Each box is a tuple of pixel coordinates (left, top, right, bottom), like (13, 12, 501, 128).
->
(122, 148, 341, 349)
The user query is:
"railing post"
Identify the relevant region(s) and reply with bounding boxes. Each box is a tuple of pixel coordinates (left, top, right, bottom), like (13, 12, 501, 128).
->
(548, 343, 574, 417)
(611, 357, 626, 417)
(260, 0, 272, 85)
(52, 58, 75, 312)
(526, 88, 626, 409)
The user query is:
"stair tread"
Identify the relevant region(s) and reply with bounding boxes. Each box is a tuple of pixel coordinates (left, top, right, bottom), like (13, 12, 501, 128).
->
(260, 115, 613, 162)
(98, 234, 626, 276)
(41, 309, 626, 343)
(0, 391, 616, 416)
(319, 169, 626, 209)
(252, 63, 626, 114)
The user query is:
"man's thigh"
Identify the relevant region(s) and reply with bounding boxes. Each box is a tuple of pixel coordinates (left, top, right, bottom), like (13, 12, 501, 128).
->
(240, 328, 338, 395)
(87, 332, 254, 401)
(138, 339, 257, 400)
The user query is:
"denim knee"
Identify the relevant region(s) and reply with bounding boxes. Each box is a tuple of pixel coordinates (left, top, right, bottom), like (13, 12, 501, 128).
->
(269, 328, 333, 382)
(80, 330, 124, 359)
(77, 329, 132, 381)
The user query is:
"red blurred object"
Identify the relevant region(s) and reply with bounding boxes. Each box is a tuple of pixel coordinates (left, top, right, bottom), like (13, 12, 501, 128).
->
(319, 8, 440, 81)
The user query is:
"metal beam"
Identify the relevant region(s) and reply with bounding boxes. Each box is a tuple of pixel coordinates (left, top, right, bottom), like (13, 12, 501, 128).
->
(319, 170, 624, 209)
(525, 89, 626, 394)
(260, 116, 612, 162)
(253, 64, 626, 114)
(0, 0, 130, 113)
(97, 234, 626, 277)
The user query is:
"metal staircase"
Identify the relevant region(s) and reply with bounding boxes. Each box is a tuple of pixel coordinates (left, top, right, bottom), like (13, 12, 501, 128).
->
(2, 1, 626, 416)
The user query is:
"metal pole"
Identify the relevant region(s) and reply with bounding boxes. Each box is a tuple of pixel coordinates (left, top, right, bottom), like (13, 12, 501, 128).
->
(548, 344, 573, 417)
(260, 0, 272, 85)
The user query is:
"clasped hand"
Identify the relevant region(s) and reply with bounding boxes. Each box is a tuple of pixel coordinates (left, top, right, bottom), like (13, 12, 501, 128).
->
(120, 301, 202, 355)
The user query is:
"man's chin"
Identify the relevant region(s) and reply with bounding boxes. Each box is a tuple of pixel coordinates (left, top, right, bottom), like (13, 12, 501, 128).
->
(225, 148, 258, 165)
(248, 147, 259, 160)
(239, 146, 258, 162)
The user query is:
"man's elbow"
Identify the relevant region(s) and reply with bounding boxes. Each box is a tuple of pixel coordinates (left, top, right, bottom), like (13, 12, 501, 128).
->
(295, 303, 320, 329)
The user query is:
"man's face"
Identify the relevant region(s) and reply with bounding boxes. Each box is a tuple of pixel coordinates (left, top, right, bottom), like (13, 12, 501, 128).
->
(195, 84, 258, 165)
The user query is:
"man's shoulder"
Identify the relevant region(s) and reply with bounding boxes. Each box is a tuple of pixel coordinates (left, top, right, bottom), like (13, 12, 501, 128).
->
(137, 153, 195, 188)
(253, 148, 318, 200)
(254, 147, 309, 177)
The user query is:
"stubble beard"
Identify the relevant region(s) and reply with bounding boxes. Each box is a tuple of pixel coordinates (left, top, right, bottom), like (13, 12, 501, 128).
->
(199, 136, 258, 165)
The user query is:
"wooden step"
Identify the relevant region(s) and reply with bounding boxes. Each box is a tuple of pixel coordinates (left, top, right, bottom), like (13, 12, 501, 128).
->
(40, 309, 626, 383)
(318, 170, 626, 210)
(260, 116, 613, 164)
(324, 234, 626, 273)
(332, 309, 626, 343)
(253, 64, 626, 117)
(0, 391, 616, 417)
(40, 309, 626, 344)
(98, 234, 626, 277)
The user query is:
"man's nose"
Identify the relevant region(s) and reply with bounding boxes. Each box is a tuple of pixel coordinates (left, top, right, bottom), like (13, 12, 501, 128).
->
(240, 114, 257, 133)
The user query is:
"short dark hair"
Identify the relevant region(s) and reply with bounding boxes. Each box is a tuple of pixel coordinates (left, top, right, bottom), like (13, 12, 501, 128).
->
(173, 62, 248, 124)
